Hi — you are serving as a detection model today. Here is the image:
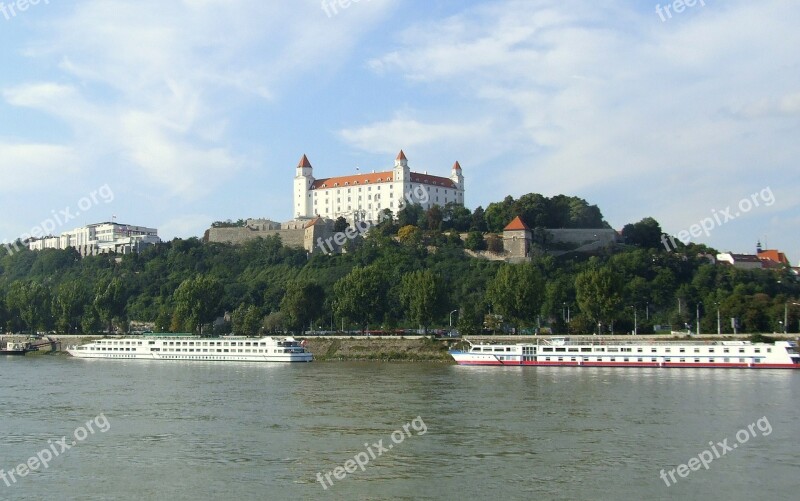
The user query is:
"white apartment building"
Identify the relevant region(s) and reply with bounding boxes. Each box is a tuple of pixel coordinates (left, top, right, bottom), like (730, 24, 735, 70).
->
(28, 222, 160, 256)
(293, 150, 465, 224)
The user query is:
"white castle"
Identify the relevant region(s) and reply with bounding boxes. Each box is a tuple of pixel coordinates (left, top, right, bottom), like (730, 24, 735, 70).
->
(293, 150, 465, 224)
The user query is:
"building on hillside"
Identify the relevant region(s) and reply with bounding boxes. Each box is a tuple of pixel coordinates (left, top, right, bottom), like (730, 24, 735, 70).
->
(503, 216, 532, 260)
(27, 222, 160, 257)
(716, 252, 763, 270)
(757, 249, 791, 268)
(293, 150, 465, 225)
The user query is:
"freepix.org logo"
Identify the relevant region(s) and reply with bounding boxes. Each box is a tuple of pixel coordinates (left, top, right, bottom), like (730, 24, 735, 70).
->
(0, 0, 49, 22)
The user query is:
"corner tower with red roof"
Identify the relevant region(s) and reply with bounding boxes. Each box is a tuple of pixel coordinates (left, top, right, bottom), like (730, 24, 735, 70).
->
(292, 150, 465, 225)
(503, 216, 532, 259)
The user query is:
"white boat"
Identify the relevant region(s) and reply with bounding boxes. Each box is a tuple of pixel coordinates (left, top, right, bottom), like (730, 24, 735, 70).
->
(450, 337, 800, 369)
(68, 334, 313, 362)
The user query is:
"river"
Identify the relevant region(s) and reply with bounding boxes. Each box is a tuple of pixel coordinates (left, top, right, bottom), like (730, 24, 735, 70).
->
(1, 356, 798, 500)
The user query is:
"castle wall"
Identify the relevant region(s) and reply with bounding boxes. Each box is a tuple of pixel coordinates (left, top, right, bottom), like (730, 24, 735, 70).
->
(205, 227, 305, 248)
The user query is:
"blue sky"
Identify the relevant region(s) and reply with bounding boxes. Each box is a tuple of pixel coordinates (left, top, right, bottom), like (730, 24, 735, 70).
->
(1, 0, 798, 263)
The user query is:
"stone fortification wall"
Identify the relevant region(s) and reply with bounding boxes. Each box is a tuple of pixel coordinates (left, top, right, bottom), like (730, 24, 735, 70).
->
(205, 227, 305, 248)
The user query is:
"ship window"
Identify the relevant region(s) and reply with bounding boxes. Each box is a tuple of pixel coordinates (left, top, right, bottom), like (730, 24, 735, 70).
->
(555, 348, 566, 352)
(581, 348, 591, 353)
(665, 348, 671, 353)
(723, 348, 730, 353)
(542, 348, 553, 352)
(638, 358, 643, 362)
(680, 358, 685, 362)
(637, 348, 643, 353)
(740, 358, 746, 363)
(651, 358, 657, 362)
(709, 348, 715, 353)
(679, 348, 685, 353)
(623, 358, 629, 362)
(767, 348, 772, 353)
(754, 348, 760, 353)
(568, 348, 579, 352)
(694, 358, 700, 362)
(651, 348, 657, 353)
(694, 348, 700, 353)
(558, 357, 563, 361)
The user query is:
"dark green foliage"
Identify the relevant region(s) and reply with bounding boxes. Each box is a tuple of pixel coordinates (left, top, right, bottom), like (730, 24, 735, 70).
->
(0, 195, 797, 336)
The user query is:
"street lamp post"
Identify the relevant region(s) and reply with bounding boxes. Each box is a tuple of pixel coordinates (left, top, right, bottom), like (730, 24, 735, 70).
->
(696, 303, 701, 336)
(715, 302, 721, 335)
(449, 309, 458, 329)
(784, 302, 789, 334)
(630, 305, 637, 335)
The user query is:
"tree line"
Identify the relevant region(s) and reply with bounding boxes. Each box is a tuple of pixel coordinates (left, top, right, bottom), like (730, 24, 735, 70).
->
(1, 194, 797, 336)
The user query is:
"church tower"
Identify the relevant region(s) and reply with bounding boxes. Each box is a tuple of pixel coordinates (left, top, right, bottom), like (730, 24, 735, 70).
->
(294, 154, 315, 218)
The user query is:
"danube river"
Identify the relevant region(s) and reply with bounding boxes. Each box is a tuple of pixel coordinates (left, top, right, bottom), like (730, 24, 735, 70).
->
(1, 356, 798, 500)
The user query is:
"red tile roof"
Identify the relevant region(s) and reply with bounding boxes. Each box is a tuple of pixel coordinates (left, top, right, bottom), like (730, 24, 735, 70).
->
(311, 171, 457, 189)
(311, 171, 394, 189)
(396, 150, 407, 161)
(298, 154, 312, 168)
(758, 250, 790, 265)
(452, 161, 462, 171)
(504, 216, 530, 231)
(409, 173, 457, 188)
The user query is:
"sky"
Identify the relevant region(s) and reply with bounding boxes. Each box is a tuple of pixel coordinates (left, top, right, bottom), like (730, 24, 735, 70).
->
(0, 0, 798, 263)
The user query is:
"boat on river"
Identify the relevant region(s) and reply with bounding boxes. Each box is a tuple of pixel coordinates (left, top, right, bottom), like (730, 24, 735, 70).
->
(68, 334, 313, 362)
(450, 337, 800, 369)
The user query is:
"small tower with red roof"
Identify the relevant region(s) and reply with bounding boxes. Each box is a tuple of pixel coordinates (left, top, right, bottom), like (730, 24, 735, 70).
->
(503, 216, 532, 259)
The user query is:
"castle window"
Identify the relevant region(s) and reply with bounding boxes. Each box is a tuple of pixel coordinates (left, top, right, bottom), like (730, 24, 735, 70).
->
(344, 182, 349, 186)
(334, 183, 339, 187)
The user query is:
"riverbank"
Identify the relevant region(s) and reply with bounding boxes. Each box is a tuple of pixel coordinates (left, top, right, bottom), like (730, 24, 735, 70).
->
(4, 333, 796, 362)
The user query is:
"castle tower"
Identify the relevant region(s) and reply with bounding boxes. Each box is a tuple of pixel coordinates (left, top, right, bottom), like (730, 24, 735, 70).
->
(294, 154, 315, 218)
(503, 216, 532, 259)
(450, 161, 464, 190)
(393, 149, 410, 183)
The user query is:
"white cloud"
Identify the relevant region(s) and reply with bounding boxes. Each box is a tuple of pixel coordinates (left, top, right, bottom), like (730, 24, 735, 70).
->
(0, 142, 79, 192)
(357, 0, 800, 240)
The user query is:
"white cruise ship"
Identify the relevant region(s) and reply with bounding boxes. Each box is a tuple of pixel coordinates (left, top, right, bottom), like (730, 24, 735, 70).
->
(68, 334, 312, 362)
(450, 337, 800, 369)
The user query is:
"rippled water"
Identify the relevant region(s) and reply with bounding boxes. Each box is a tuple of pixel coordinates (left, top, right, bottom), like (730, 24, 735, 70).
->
(1, 356, 798, 500)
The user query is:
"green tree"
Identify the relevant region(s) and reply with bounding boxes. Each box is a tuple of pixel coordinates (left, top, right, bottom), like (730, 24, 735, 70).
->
(280, 280, 324, 332)
(232, 304, 263, 336)
(464, 231, 486, 251)
(53, 281, 88, 333)
(400, 270, 447, 333)
(485, 264, 545, 330)
(333, 265, 389, 330)
(173, 275, 224, 335)
(6, 281, 51, 333)
(622, 217, 664, 249)
(94, 277, 128, 333)
(334, 216, 349, 233)
(576, 266, 624, 332)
